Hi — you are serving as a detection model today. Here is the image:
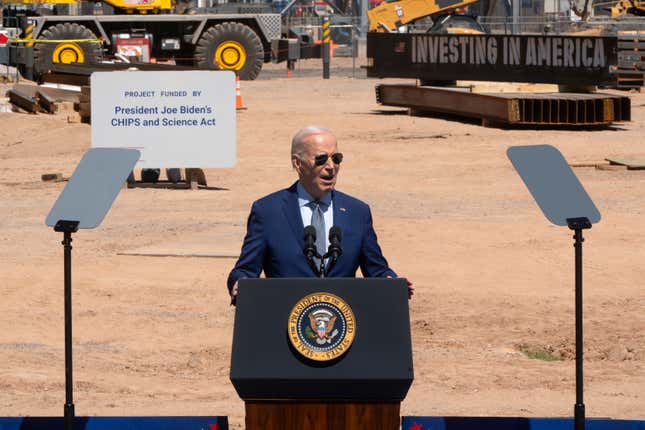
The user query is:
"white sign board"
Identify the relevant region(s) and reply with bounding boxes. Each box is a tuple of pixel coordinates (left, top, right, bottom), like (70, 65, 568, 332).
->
(91, 70, 236, 168)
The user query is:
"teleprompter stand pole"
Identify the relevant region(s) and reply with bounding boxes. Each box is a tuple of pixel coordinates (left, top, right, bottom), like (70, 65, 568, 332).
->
(567, 217, 591, 430)
(55, 219, 80, 430)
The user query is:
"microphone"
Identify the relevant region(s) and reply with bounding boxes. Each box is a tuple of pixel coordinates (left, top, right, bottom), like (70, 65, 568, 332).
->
(303, 226, 320, 277)
(328, 226, 342, 260)
(303, 225, 317, 259)
(324, 226, 342, 277)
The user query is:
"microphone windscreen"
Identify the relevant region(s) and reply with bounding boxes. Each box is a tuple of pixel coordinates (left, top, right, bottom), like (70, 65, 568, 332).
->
(329, 226, 342, 242)
(304, 225, 316, 240)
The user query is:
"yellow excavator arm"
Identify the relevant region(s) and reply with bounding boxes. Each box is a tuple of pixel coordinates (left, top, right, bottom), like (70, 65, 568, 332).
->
(367, 0, 480, 32)
(610, 0, 645, 16)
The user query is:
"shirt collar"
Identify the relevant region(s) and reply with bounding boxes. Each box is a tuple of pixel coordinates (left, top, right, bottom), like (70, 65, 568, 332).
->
(297, 181, 332, 208)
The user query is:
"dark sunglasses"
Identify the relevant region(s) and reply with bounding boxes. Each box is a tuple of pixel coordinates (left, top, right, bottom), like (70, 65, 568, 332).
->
(314, 152, 343, 166)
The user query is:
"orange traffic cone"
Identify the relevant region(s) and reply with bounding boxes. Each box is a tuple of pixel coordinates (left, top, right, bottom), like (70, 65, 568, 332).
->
(235, 75, 246, 111)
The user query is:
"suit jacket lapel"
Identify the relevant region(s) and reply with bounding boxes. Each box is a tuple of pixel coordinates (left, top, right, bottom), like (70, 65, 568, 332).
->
(332, 190, 349, 234)
(283, 182, 304, 247)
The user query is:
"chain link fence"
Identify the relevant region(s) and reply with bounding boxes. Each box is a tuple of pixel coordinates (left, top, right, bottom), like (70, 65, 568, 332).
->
(285, 15, 361, 58)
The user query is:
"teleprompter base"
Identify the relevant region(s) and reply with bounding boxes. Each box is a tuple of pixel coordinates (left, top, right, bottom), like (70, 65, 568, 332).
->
(245, 400, 400, 430)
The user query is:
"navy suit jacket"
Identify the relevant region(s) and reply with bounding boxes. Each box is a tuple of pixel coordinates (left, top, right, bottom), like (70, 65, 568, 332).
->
(227, 182, 396, 293)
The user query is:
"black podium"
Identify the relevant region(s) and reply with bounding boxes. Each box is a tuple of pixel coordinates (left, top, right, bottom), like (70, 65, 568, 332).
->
(230, 278, 414, 430)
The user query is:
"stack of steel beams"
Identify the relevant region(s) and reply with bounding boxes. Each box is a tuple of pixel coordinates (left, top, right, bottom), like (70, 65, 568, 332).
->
(6, 84, 80, 114)
(375, 84, 631, 126)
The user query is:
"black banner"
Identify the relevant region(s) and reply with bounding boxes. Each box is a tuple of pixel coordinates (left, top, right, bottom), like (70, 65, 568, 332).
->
(366, 33, 617, 86)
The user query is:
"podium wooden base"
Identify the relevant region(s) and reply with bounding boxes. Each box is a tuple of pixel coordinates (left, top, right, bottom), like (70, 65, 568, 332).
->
(245, 400, 400, 430)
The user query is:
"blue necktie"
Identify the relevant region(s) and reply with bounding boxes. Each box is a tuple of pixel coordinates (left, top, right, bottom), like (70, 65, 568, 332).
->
(310, 201, 326, 266)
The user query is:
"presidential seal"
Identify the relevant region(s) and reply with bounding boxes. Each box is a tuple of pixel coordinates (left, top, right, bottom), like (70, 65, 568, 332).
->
(287, 293, 356, 362)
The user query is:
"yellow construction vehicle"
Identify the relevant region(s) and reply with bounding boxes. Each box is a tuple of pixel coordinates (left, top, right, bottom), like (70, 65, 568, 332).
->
(0, 0, 293, 80)
(610, 0, 645, 16)
(367, 0, 482, 32)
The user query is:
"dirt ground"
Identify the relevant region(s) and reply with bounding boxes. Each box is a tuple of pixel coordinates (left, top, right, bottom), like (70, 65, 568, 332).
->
(1, 59, 644, 428)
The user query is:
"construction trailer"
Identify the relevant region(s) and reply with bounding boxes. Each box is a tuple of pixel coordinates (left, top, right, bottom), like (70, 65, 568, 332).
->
(0, 0, 325, 80)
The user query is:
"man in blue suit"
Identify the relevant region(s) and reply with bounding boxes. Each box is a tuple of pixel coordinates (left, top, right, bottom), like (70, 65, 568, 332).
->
(227, 126, 412, 301)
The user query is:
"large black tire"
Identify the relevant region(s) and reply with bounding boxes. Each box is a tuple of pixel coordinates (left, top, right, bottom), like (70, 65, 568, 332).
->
(194, 22, 263, 80)
(33, 23, 102, 77)
(141, 168, 160, 183)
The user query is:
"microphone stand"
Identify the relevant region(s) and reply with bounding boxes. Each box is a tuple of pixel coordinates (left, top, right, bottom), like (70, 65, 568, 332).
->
(318, 255, 326, 278)
(305, 253, 322, 278)
(324, 253, 339, 277)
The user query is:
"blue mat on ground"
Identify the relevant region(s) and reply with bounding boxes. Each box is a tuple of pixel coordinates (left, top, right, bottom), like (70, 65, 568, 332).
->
(403, 417, 645, 430)
(0, 416, 228, 430)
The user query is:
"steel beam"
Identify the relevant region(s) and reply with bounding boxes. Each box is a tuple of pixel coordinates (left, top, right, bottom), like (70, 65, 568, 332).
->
(8, 88, 41, 113)
(375, 84, 631, 126)
(376, 84, 517, 122)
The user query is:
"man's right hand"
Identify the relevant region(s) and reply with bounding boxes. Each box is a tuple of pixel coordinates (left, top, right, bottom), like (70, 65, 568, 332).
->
(387, 275, 414, 299)
(230, 281, 239, 305)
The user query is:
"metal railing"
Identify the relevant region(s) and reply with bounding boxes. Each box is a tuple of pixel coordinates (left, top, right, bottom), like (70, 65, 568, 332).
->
(478, 15, 645, 35)
(477, 16, 584, 34)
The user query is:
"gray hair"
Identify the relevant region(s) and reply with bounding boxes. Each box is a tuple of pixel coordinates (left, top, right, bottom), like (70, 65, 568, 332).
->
(291, 125, 334, 156)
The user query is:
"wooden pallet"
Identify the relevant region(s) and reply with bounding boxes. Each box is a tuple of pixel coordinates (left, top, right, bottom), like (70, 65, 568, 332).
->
(616, 34, 645, 90)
